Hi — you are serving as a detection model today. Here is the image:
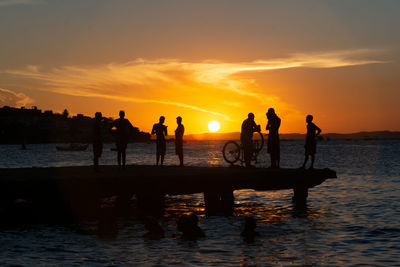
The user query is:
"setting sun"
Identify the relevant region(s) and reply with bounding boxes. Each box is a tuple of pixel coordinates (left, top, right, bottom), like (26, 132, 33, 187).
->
(208, 121, 221, 132)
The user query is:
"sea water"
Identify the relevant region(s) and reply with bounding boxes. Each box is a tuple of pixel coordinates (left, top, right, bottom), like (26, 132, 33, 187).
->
(0, 140, 399, 266)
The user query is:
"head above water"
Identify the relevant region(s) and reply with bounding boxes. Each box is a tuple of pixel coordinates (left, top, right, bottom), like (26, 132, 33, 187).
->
(119, 110, 125, 119)
(248, 113, 255, 120)
(176, 116, 182, 124)
(306, 114, 313, 123)
(159, 116, 165, 123)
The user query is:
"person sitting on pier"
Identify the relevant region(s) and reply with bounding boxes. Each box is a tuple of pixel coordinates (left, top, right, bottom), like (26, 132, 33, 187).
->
(177, 213, 205, 240)
(302, 115, 322, 169)
(111, 110, 133, 169)
(241, 113, 260, 168)
(266, 108, 281, 168)
(175, 116, 185, 167)
(152, 116, 168, 166)
(93, 112, 103, 171)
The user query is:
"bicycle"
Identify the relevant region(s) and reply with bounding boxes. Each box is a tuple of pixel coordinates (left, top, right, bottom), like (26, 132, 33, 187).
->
(222, 131, 264, 166)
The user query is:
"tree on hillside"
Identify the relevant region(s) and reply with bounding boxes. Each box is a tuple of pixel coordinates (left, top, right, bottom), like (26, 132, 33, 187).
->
(62, 109, 69, 118)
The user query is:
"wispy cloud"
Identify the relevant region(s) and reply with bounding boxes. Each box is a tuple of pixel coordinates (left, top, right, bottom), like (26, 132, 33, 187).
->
(3, 48, 384, 120)
(0, 0, 41, 7)
(0, 88, 33, 107)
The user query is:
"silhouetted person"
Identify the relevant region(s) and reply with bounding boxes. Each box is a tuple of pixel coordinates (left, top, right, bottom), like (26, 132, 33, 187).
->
(111, 110, 133, 169)
(143, 216, 165, 240)
(152, 116, 168, 166)
(241, 113, 260, 168)
(266, 108, 281, 168)
(98, 203, 118, 237)
(93, 112, 103, 171)
(241, 216, 259, 243)
(175, 116, 185, 167)
(177, 213, 205, 240)
(302, 115, 322, 169)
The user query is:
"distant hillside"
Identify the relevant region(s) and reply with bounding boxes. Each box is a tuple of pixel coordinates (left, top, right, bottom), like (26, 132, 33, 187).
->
(179, 131, 400, 141)
(0, 106, 151, 144)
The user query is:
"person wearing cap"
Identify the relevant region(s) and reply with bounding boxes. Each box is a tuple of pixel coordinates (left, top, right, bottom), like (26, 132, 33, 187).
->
(241, 113, 260, 168)
(266, 108, 281, 168)
(175, 116, 185, 167)
(152, 116, 168, 166)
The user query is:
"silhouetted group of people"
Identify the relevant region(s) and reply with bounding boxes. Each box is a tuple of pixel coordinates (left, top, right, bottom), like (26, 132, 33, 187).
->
(150, 116, 185, 167)
(93, 110, 185, 170)
(93, 108, 321, 170)
(241, 108, 321, 169)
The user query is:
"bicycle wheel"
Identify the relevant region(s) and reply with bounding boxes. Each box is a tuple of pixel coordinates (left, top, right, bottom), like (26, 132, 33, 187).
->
(253, 131, 264, 153)
(222, 141, 241, 164)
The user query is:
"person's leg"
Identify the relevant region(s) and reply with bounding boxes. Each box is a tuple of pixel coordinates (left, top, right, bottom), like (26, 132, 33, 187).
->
(310, 155, 315, 169)
(122, 149, 126, 167)
(277, 153, 280, 168)
(160, 142, 166, 166)
(302, 155, 308, 168)
(94, 155, 98, 170)
(179, 153, 184, 166)
(244, 146, 252, 167)
(156, 152, 160, 166)
(117, 151, 121, 168)
(160, 155, 164, 166)
(269, 154, 274, 168)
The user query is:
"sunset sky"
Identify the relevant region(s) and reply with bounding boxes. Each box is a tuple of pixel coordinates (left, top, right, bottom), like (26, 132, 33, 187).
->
(1, 0, 399, 134)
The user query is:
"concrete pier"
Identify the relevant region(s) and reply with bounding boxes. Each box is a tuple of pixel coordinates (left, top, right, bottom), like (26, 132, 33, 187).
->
(0, 165, 336, 216)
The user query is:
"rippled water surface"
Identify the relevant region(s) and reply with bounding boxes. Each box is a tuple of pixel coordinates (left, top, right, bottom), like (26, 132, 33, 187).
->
(0, 140, 399, 266)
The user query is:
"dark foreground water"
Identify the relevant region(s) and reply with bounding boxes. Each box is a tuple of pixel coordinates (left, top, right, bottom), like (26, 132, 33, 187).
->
(0, 140, 399, 266)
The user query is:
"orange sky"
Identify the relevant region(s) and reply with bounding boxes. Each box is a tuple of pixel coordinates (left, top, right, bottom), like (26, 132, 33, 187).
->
(1, 1, 399, 134)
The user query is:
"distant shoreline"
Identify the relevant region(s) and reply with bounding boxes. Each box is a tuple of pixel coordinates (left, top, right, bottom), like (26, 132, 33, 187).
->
(177, 131, 400, 141)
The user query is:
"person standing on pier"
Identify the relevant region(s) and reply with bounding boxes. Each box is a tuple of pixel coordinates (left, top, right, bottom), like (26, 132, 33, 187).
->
(93, 112, 103, 171)
(241, 113, 260, 168)
(152, 116, 168, 166)
(175, 116, 185, 167)
(111, 110, 133, 169)
(302, 114, 322, 169)
(266, 108, 281, 168)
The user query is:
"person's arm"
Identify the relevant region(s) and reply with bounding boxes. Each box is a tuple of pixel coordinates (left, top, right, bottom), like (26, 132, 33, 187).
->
(164, 126, 168, 136)
(315, 125, 322, 137)
(266, 120, 271, 130)
(151, 125, 156, 135)
(252, 121, 259, 132)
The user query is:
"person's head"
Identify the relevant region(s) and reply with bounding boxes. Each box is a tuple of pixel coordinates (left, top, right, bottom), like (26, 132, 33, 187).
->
(119, 110, 125, 119)
(266, 108, 275, 119)
(95, 112, 102, 120)
(176, 116, 182, 124)
(244, 216, 257, 230)
(248, 113, 255, 121)
(306, 114, 313, 123)
(159, 116, 165, 123)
